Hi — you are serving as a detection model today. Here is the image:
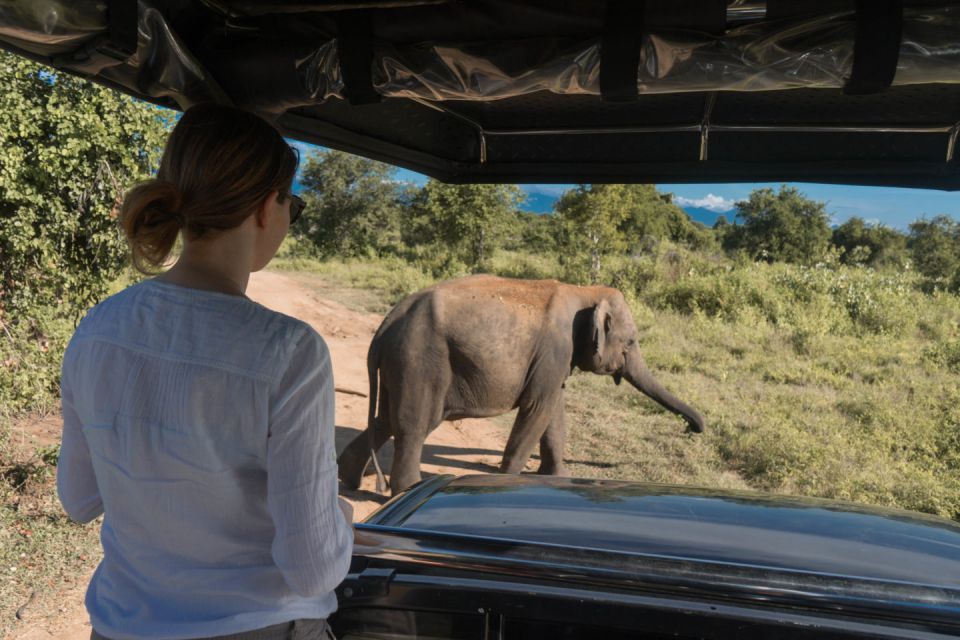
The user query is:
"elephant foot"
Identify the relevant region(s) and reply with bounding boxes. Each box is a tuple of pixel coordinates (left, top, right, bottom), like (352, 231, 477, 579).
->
(389, 471, 421, 496)
(498, 457, 527, 475)
(537, 462, 567, 476)
(337, 451, 367, 491)
(337, 466, 364, 491)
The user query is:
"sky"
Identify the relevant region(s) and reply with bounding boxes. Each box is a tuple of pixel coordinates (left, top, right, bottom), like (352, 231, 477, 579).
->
(519, 181, 960, 230)
(289, 141, 960, 230)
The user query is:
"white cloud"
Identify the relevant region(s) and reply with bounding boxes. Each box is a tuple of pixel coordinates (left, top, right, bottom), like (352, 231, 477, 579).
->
(674, 193, 736, 212)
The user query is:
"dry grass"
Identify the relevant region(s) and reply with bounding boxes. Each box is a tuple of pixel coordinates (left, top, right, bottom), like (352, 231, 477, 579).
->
(0, 415, 101, 636)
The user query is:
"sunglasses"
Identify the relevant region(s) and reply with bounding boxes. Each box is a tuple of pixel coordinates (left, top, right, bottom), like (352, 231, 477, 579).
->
(288, 194, 306, 225)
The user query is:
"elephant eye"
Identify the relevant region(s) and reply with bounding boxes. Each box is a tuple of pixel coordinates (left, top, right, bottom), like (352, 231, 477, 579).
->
(627, 339, 636, 347)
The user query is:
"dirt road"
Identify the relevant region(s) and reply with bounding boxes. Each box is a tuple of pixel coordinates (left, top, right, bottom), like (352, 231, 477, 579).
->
(8, 270, 510, 640)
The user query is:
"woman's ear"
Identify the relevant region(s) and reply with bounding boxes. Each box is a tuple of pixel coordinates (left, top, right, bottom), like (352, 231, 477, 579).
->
(253, 190, 280, 229)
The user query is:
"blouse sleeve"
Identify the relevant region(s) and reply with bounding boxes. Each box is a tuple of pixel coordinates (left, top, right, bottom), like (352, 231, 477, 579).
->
(56, 354, 104, 524)
(266, 327, 354, 598)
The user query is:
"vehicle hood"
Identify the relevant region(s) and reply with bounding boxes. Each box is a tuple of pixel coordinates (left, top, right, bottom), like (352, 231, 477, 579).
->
(366, 474, 960, 589)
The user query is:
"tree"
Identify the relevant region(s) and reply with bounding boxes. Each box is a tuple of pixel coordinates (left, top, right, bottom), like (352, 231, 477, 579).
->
(0, 51, 171, 320)
(831, 217, 908, 268)
(908, 215, 960, 287)
(723, 185, 831, 264)
(408, 181, 525, 271)
(554, 184, 631, 283)
(554, 184, 712, 283)
(504, 210, 559, 254)
(617, 184, 715, 252)
(296, 149, 405, 258)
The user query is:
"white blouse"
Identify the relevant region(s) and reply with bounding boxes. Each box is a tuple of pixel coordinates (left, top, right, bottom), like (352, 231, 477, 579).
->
(57, 278, 353, 640)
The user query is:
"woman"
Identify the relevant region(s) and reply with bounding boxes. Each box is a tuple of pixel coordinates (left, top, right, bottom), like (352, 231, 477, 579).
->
(56, 103, 353, 640)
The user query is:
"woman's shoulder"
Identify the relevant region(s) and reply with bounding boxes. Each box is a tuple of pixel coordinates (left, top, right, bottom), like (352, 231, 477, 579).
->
(69, 280, 325, 381)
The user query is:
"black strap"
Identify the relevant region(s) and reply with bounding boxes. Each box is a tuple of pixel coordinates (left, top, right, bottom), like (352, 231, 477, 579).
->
(63, 0, 136, 72)
(599, 0, 645, 102)
(844, 0, 903, 95)
(104, 0, 138, 59)
(337, 11, 381, 105)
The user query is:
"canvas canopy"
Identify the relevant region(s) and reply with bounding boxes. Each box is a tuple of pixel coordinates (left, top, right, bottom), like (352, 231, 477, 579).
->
(3, 0, 960, 188)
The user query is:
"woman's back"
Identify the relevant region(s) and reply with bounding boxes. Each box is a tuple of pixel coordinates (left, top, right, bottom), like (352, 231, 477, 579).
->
(59, 278, 352, 639)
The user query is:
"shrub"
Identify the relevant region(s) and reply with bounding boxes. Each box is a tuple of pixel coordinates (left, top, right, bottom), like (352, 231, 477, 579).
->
(922, 338, 960, 373)
(0, 52, 170, 321)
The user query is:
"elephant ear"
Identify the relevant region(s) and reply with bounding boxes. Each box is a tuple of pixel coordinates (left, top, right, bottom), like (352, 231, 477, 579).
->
(592, 298, 612, 362)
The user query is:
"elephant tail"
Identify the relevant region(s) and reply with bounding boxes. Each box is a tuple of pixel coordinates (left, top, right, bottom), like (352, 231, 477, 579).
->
(367, 336, 387, 494)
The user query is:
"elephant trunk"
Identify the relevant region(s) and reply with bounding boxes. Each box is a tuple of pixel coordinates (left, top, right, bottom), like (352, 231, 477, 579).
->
(623, 349, 705, 433)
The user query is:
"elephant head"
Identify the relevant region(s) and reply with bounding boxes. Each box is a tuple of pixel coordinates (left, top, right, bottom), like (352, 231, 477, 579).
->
(574, 292, 705, 433)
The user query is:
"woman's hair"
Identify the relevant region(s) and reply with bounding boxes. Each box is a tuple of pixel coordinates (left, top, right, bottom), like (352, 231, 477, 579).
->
(119, 103, 299, 273)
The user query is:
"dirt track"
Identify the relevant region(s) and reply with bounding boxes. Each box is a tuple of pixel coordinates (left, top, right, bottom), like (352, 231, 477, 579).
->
(8, 270, 512, 639)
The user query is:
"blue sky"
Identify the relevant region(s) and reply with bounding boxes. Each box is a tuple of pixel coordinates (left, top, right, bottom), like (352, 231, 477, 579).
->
(290, 141, 960, 230)
(517, 181, 960, 230)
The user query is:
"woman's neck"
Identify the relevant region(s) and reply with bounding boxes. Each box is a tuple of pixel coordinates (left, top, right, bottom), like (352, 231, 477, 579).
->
(155, 233, 253, 298)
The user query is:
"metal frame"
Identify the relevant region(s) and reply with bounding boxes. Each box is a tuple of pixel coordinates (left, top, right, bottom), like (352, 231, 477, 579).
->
(411, 97, 960, 164)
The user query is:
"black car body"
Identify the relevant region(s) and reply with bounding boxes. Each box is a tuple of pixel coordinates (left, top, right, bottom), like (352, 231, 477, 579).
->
(335, 474, 960, 639)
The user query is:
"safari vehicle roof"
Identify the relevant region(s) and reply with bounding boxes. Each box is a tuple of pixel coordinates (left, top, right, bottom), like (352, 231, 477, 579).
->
(354, 474, 960, 632)
(4, 1, 960, 189)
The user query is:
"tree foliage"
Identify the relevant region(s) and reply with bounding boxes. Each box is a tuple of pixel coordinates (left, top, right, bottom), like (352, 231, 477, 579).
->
(406, 181, 525, 271)
(555, 184, 711, 283)
(618, 185, 715, 252)
(0, 52, 171, 321)
(722, 186, 832, 264)
(908, 215, 960, 289)
(831, 217, 908, 268)
(555, 184, 631, 283)
(295, 149, 405, 258)
(504, 210, 558, 254)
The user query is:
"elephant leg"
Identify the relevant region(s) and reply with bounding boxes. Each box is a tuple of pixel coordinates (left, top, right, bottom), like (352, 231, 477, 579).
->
(337, 421, 392, 489)
(388, 384, 445, 496)
(337, 433, 368, 490)
(338, 390, 392, 489)
(361, 387, 393, 477)
(500, 392, 562, 475)
(390, 429, 428, 495)
(537, 395, 567, 476)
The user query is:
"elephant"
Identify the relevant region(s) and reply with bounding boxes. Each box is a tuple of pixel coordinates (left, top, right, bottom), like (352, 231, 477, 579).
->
(337, 274, 705, 495)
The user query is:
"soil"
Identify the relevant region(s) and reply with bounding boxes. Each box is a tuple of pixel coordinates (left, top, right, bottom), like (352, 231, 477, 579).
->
(6, 269, 513, 640)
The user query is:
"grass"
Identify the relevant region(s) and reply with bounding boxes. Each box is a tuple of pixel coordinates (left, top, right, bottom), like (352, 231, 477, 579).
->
(271, 243, 434, 313)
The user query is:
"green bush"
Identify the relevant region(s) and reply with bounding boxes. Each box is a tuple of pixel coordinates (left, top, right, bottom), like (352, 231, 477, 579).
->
(0, 52, 170, 321)
(489, 250, 561, 281)
(0, 312, 72, 414)
(0, 52, 169, 415)
(922, 337, 960, 373)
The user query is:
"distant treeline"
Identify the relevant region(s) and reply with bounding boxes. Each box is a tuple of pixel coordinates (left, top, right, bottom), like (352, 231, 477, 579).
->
(293, 150, 960, 291)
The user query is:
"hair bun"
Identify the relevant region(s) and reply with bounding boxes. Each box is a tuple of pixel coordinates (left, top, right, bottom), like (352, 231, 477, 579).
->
(144, 181, 185, 228)
(119, 180, 186, 273)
